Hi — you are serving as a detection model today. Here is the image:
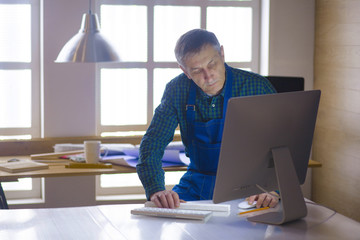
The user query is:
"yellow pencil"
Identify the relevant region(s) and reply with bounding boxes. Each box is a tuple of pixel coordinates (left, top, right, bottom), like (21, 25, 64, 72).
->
(238, 207, 270, 215)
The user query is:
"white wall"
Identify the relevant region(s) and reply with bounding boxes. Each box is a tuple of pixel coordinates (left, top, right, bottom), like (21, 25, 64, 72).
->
(24, 0, 98, 208)
(267, 0, 315, 90)
(43, 0, 97, 138)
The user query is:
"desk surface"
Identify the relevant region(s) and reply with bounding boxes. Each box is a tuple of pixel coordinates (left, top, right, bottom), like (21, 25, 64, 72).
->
(0, 199, 359, 240)
(0, 156, 321, 181)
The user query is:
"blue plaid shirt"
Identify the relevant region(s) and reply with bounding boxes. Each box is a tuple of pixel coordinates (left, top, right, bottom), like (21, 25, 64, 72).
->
(137, 64, 276, 199)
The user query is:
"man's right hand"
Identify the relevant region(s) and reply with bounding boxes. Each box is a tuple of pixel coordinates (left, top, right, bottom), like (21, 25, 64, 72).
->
(150, 190, 182, 209)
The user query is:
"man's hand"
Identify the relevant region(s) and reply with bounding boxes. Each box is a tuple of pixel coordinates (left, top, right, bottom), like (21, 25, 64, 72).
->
(150, 190, 182, 209)
(247, 191, 279, 208)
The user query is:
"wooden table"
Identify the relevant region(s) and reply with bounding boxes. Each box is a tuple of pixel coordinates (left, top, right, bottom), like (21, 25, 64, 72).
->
(0, 156, 321, 181)
(0, 156, 186, 182)
(0, 156, 187, 209)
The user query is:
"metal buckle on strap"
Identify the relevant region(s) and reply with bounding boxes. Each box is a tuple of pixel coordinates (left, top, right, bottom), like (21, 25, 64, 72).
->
(186, 105, 196, 111)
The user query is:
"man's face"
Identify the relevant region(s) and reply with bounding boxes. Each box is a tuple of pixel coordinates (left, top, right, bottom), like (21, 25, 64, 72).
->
(180, 44, 226, 96)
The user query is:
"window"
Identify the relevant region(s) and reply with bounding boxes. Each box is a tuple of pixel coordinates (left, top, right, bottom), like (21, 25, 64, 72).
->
(97, 0, 259, 135)
(0, 0, 41, 199)
(0, 0, 40, 140)
(95, 0, 260, 199)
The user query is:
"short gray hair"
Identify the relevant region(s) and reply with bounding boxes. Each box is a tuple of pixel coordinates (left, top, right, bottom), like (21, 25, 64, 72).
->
(174, 29, 221, 67)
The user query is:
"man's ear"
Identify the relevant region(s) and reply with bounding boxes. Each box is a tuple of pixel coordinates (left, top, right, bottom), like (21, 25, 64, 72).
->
(179, 65, 191, 79)
(220, 45, 225, 61)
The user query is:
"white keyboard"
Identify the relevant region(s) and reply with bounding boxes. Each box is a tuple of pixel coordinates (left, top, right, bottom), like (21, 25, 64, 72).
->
(131, 207, 213, 221)
(144, 201, 230, 212)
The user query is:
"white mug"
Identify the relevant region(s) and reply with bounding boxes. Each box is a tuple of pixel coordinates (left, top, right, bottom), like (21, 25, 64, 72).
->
(84, 141, 108, 164)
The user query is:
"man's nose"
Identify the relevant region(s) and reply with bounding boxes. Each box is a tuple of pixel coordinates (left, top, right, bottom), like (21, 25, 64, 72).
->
(203, 68, 211, 80)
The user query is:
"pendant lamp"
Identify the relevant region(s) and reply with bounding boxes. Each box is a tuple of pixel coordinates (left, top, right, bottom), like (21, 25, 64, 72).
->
(55, 2, 120, 63)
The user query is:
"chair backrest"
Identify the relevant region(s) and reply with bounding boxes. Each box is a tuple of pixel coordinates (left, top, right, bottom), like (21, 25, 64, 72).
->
(265, 76, 304, 93)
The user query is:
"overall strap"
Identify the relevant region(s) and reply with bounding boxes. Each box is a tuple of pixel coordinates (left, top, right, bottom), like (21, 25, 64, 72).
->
(222, 64, 233, 119)
(186, 64, 234, 143)
(218, 64, 233, 135)
(186, 81, 197, 143)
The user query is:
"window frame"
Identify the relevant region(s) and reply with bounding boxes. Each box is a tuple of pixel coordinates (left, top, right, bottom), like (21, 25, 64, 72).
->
(3, 178, 43, 201)
(0, 0, 41, 139)
(0, 0, 42, 200)
(95, 0, 260, 135)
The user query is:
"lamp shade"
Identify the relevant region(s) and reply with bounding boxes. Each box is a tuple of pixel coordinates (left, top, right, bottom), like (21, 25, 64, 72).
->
(55, 13, 120, 63)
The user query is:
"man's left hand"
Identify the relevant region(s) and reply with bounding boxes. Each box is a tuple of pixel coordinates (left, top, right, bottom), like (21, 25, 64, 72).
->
(247, 191, 279, 208)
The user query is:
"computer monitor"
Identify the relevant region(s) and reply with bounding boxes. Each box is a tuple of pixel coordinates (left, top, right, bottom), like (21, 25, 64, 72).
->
(213, 90, 321, 225)
(265, 76, 304, 93)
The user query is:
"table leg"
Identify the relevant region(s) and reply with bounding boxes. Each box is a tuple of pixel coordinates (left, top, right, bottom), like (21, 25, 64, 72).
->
(0, 183, 9, 209)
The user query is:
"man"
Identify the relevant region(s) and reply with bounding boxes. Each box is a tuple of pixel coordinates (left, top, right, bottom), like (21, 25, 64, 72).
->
(137, 29, 279, 209)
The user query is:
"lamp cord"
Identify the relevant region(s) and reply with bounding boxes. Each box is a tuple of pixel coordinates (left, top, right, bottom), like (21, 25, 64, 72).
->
(89, 0, 92, 14)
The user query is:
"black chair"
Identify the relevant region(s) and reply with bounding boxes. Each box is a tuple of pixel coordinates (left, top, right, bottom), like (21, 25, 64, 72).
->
(0, 183, 9, 209)
(265, 76, 304, 93)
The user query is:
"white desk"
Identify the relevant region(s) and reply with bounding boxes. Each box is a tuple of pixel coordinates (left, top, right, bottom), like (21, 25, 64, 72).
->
(0, 199, 359, 240)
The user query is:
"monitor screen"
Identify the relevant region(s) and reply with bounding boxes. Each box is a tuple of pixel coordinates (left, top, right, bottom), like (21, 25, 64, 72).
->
(213, 90, 321, 224)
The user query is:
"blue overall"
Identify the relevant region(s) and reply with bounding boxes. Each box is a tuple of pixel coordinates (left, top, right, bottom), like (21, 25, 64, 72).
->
(172, 67, 233, 200)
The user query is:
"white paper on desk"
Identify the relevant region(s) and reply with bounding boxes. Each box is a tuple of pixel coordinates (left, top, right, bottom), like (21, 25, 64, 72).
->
(100, 155, 186, 168)
(134, 141, 185, 151)
(122, 148, 140, 157)
(163, 141, 185, 151)
(163, 150, 183, 163)
(179, 152, 190, 165)
(162, 150, 190, 166)
(0, 159, 49, 173)
(101, 155, 138, 168)
(122, 149, 189, 166)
